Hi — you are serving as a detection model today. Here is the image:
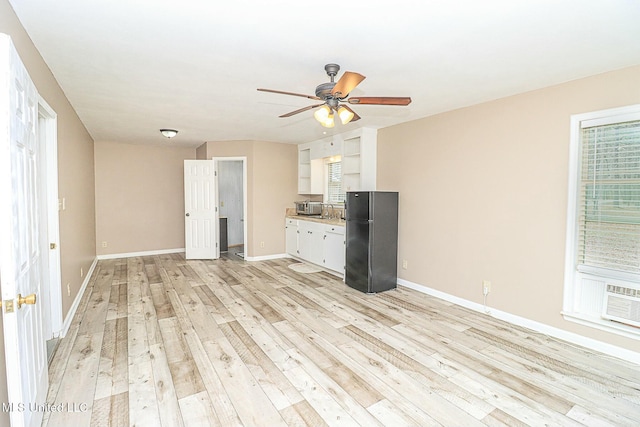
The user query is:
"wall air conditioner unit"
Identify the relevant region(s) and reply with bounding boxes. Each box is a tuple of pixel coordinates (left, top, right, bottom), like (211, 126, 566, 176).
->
(602, 284, 640, 328)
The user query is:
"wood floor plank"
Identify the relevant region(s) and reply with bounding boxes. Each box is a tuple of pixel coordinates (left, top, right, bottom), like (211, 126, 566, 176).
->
(109, 391, 129, 427)
(279, 400, 330, 427)
(179, 328, 243, 427)
(367, 398, 429, 427)
(127, 257, 162, 427)
(128, 353, 161, 427)
(341, 324, 495, 419)
(282, 365, 363, 427)
(337, 339, 487, 427)
(89, 395, 110, 427)
(45, 253, 640, 427)
(157, 317, 206, 399)
(178, 391, 219, 426)
(193, 283, 235, 324)
(148, 342, 185, 427)
(111, 317, 129, 396)
(94, 319, 116, 400)
(219, 321, 301, 407)
(275, 321, 440, 426)
(77, 264, 113, 336)
(200, 336, 288, 426)
(479, 343, 640, 426)
(46, 333, 103, 427)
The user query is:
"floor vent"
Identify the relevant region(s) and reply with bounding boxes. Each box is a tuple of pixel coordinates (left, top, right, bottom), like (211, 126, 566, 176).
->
(602, 284, 640, 328)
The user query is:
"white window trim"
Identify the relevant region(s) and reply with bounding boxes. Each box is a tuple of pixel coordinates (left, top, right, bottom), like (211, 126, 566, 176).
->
(563, 103, 640, 338)
(324, 157, 345, 205)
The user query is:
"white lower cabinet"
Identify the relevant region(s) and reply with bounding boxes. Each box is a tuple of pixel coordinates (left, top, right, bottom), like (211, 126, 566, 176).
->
(323, 226, 345, 273)
(287, 218, 345, 275)
(298, 220, 325, 265)
(285, 218, 298, 256)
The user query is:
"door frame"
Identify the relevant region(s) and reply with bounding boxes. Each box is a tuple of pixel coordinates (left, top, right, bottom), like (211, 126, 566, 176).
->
(38, 96, 62, 338)
(213, 157, 247, 255)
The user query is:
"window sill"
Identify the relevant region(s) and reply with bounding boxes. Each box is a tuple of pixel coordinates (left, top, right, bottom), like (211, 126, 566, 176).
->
(562, 311, 640, 340)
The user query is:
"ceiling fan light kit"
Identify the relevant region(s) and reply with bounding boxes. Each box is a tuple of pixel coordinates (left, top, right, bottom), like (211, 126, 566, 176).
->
(337, 106, 354, 125)
(258, 63, 411, 127)
(314, 105, 335, 127)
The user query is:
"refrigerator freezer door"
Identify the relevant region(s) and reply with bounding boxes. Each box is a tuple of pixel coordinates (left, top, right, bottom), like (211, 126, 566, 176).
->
(346, 192, 370, 221)
(345, 219, 370, 293)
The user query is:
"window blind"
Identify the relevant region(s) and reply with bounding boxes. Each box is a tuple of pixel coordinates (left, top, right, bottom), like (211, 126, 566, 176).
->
(577, 119, 640, 274)
(327, 161, 345, 203)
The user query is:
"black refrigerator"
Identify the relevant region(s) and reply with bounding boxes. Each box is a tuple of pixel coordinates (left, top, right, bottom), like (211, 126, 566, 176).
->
(345, 191, 398, 293)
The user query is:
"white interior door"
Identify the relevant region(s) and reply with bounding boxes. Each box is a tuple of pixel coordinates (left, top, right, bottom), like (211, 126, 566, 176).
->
(184, 160, 218, 259)
(0, 33, 48, 427)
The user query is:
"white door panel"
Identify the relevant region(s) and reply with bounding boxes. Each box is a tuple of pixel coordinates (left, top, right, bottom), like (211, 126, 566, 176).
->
(0, 33, 48, 427)
(184, 160, 218, 259)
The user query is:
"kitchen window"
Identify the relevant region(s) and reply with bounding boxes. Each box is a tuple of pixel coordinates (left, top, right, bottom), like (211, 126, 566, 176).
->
(563, 104, 640, 336)
(326, 159, 345, 204)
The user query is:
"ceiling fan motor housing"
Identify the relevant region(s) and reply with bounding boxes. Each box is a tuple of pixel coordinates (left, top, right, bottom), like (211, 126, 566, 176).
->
(315, 82, 336, 100)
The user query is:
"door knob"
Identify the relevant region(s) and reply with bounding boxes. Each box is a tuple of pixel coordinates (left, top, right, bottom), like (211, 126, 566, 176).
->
(17, 293, 36, 309)
(186, 213, 190, 217)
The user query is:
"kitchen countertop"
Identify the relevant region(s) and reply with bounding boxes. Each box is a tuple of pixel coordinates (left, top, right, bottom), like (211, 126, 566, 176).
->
(286, 214, 346, 226)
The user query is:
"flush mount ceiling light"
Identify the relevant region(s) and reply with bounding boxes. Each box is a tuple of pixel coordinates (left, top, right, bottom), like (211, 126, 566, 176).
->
(160, 129, 178, 139)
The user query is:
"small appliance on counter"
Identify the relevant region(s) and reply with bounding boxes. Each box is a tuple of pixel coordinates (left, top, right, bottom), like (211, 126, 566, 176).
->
(295, 200, 323, 216)
(345, 191, 398, 293)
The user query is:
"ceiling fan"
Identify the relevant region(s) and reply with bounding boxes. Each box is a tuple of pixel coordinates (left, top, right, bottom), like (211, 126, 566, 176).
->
(258, 63, 412, 128)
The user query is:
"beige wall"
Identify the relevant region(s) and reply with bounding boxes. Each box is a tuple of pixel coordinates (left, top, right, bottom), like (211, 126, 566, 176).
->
(95, 141, 196, 255)
(95, 139, 296, 259)
(1, 0, 96, 421)
(252, 141, 299, 256)
(378, 65, 640, 353)
(198, 140, 298, 257)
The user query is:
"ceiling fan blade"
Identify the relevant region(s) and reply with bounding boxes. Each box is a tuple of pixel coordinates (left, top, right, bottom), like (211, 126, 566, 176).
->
(348, 97, 412, 106)
(258, 88, 321, 101)
(331, 71, 366, 97)
(279, 103, 325, 118)
(341, 105, 361, 122)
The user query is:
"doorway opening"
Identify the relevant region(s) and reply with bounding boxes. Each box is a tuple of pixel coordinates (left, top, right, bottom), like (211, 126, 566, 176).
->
(215, 157, 247, 259)
(37, 97, 62, 362)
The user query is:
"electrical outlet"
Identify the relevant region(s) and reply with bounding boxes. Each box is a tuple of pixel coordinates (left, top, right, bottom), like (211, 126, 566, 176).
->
(67, 283, 71, 296)
(102, 241, 108, 248)
(482, 280, 491, 295)
(402, 260, 408, 269)
(260, 241, 265, 248)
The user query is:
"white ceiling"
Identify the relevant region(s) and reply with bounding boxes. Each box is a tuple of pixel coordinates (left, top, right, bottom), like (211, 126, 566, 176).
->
(8, 0, 640, 147)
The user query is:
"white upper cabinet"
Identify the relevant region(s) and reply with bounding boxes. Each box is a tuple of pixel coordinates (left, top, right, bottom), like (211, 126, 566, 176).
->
(297, 127, 377, 195)
(298, 142, 323, 194)
(340, 127, 377, 192)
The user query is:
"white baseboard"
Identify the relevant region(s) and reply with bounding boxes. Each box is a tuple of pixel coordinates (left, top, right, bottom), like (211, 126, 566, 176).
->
(60, 257, 98, 337)
(97, 248, 185, 260)
(398, 278, 640, 365)
(244, 253, 289, 262)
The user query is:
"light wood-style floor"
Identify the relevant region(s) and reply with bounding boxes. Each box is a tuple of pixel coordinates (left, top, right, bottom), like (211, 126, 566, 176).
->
(43, 252, 640, 426)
